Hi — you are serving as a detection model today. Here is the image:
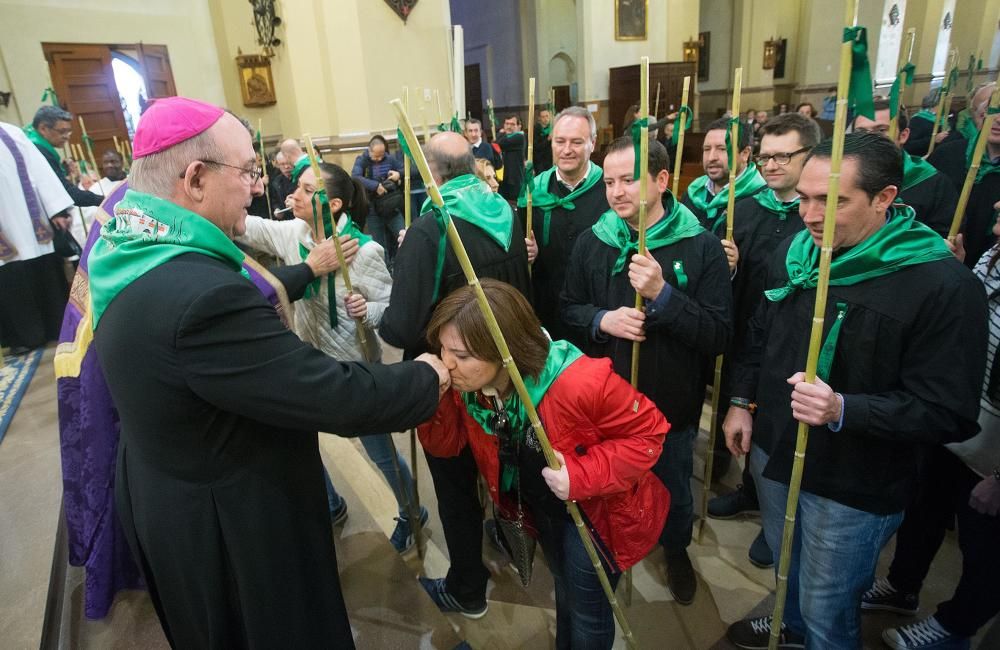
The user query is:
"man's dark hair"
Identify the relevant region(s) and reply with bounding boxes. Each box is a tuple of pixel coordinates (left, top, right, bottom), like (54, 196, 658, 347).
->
(759, 113, 823, 148)
(807, 131, 903, 199)
(505, 114, 522, 126)
(368, 134, 389, 150)
(466, 118, 482, 129)
(853, 98, 909, 131)
(33, 105, 72, 129)
(707, 116, 752, 151)
(102, 149, 124, 161)
(606, 135, 671, 178)
(426, 140, 476, 183)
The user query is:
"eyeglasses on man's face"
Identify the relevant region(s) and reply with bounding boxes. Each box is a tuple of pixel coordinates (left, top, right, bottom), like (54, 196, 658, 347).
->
(754, 147, 811, 166)
(180, 159, 263, 184)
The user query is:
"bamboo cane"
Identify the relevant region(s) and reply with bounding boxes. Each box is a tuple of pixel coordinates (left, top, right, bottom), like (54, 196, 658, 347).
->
(77, 117, 103, 197)
(256, 119, 273, 220)
(123, 139, 132, 166)
(888, 29, 917, 142)
(113, 135, 123, 160)
(928, 48, 959, 157)
(671, 77, 691, 197)
(526, 78, 536, 265)
(769, 3, 857, 647)
(653, 81, 662, 124)
(434, 88, 443, 126)
(403, 87, 412, 228)
(390, 97, 639, 650)
(699, 67, 742, 544)
(487, 98, 497, 141)
(946, 84, 1000, 242)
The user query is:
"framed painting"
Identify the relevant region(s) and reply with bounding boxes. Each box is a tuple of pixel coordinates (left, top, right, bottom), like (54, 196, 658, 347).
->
(615, 0, 647, 41)
(236, 53, 276, 107)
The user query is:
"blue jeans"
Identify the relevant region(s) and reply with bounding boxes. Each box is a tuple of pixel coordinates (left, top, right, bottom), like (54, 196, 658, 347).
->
(650, 425, 696, 552)
(750, 444, 903, 649)
(366, 208, 405, 264)
(537, 514, 622, 650)
(325, 433, 413, 515)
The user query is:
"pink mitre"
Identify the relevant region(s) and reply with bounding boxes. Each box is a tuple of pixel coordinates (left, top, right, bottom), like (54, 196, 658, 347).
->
(132, 96, 225, 159)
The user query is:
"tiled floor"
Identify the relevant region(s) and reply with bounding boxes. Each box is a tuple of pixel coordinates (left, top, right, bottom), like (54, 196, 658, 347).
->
(2, 346, 997, 649)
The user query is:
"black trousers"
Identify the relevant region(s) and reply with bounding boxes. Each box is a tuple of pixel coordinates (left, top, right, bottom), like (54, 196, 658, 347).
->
(887, 448, 1000, 637)
(424, 446, 490, 602)
(0, 254, 69, 349)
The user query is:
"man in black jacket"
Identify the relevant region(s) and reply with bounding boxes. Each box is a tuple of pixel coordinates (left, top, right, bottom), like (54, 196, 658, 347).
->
(464, 117, 502, 171)
(381, 131, 530, 618)
(25, 105, 102, 208)
(723, 132, 987, 649)
(497, 114, 525, 201)
(89, 96, 449, 649)
(852, 98, 958, 236)
(561, 136, 732, 605)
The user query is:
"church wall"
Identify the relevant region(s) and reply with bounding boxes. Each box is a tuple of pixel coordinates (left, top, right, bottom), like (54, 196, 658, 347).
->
(450, 0, 525, 110)
(0, 0, 226, 126)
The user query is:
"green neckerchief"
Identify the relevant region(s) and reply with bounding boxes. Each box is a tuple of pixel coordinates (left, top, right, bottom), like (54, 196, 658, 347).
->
(685, 165, 767, 231)
(901, 151, 940, 190)
(591, 193, 704, 274)
(753, 188, 801, 218)
(844, 27, 876, 120)
(764, 204, 952, 302)
(517, 164, 604, 245)
(964, 108, 1000, 184)
(670, 105, 693, 147)
(460, 339, 584, 492)
(957, 109, 978, 143)
(420, 174, 515, 302)
(297, 202, 373, 328)
(89, 189, 250, 328)
(23, 125, 61, 162)
(889, 62, 915, 119)
(290, 157, 310, 186)
(912, 109, 938, 124)
(540, 124, 552, 137)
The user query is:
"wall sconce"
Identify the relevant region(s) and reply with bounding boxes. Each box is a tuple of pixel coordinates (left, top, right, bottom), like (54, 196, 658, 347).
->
(683, 36, 700, 63)
(763, 37, 778, 70)
(0, 90, 11, 108)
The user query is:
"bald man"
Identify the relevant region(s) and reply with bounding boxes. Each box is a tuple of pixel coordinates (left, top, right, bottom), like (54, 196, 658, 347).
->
(381, 131, 531, 617)
(279, 138, 306, 165)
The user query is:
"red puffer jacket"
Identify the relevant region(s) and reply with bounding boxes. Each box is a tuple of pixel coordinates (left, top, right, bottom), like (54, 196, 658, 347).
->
(418, 355, 670, 570)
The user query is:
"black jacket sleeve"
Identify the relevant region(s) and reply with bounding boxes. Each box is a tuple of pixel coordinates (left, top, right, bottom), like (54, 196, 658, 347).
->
(39, 146, 103, 207)
(379, 216, 439, 353)
(269, 263, 315, 302)
(559, 234, 604, 342)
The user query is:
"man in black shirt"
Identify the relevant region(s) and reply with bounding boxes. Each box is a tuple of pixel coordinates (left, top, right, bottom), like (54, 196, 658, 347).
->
(497, 114, 525, 202)
(25, 105, 102, 208)
(561, 136, 732, 604)
(852, 98, 958, 236)
(464, 117, 503, 171)
(723, 132, 986, 649)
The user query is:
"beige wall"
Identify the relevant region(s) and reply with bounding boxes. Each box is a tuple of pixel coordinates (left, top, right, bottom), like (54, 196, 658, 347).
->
(0, 0, 225, 127)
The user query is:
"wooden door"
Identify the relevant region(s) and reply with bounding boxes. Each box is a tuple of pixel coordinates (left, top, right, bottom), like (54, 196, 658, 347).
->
(553, 85, 570, 112)
(136, 43, 177, 99)
(608, 61, 697, 137)
(43, 43, 129, 167)
(464, 63, 483, 125)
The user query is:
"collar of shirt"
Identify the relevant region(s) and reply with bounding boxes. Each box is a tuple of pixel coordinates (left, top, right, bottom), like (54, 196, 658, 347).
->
(556, 161, 592, 192)
(471, 139, 483, 148)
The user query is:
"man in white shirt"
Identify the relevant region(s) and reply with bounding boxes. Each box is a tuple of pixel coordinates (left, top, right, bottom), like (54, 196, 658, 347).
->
(0, 122, 74, 353)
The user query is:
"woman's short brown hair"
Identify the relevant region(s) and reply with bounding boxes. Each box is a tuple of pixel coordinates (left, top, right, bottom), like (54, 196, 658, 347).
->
(426, 279, 549, 379)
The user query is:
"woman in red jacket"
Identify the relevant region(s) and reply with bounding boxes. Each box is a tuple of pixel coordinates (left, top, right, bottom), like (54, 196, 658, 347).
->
(420, 279, 670, 649)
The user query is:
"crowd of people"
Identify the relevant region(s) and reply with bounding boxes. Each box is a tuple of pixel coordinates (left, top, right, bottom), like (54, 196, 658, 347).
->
(2, 78, 998, 650)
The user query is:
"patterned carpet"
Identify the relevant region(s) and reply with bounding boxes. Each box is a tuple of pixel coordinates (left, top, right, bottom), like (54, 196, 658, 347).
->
(0, 349, 43, 444)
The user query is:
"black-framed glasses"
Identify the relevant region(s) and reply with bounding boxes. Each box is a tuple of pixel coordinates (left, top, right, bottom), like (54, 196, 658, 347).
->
(181, 159, 263, 183)
(755, 147, 811, 166)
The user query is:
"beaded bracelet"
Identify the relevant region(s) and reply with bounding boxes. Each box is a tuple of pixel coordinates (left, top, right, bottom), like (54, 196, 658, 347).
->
(729, 397, 757, 414)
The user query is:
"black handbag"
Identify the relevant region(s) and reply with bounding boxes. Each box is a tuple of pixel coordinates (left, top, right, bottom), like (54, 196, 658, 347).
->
(373, 181, 404, 220)
(51, 227, 82, 259)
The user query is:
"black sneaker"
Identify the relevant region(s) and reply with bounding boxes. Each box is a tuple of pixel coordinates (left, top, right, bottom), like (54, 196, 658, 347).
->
(748, 529, 774, 569)
(726, 616, 805, 649)
(665, 549, 697, 605)
(419, 577, 488, 619)
(862, 577, 919, 615)
(707, 484, 760, 519)
(882, 616, 971, 649)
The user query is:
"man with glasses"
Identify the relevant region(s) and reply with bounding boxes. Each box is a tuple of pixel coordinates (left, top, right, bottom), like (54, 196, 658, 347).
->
(706, 114, 821, 566)
(25, 105, 103, 208)
(88, 96, 449, 648)
(852, 98, 957, 237)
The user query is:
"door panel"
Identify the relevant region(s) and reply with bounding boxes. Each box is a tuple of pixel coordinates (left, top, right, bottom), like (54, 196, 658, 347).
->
(137, 43, 177, 99)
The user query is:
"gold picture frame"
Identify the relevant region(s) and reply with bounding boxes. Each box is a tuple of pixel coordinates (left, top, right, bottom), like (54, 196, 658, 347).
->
(615, 0, 647, 41)
(236, 53, 276, 107)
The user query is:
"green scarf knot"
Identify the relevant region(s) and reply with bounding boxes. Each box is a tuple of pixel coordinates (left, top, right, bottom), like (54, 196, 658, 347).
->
(89, 189, 250, 328)
(889, 62, 915, 119)
(517, 160, 536, 204)
(753, 188, 800, 218)
(670, 105, 693, 147)
(290, 157, 311, 186)
(41, 87, 59, 106)
(419, 174, 515, 302)
(461, 340, 583, 492)
(843, 27, 876, 120)
(591, 193, 704, 274)
(23, 124, 61, 162)
(763, 204, 952, 302)
(685, 165, 767, 231)
(901, 151, 939, 190)
(517, 164, 605, 245)
(629, 117, 649, 179)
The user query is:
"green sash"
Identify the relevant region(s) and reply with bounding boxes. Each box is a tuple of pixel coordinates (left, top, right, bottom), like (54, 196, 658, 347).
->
(89, 189, 250, 328)
(591, 193, 704, 274)
(461, 339, 583, 492)
(290, 157, 310, 186)
(753, 188, 801, 218)
(764, 204, 952, 303)
(685, 165, 767, 230)
(420, 174, 515, 302)
(901, 151, 940, 190)
(912, 109, 939, 125)
(23, 125, 61, 163)
(517, 164, 604, 245)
